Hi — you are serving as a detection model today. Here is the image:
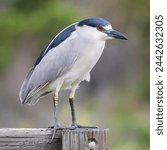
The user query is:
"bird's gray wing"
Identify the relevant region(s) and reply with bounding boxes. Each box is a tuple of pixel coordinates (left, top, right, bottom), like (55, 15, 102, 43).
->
(34, 23, 76, 67)
(20, 43, 77, 104)
(30, 44, 77, 87)
(19, 24, 77, 104)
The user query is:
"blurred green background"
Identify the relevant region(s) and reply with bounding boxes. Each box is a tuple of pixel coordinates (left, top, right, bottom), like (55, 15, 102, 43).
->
(0, 0, 149, 149)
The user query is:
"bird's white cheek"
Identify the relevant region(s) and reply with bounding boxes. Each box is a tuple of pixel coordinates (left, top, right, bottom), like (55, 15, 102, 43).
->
(77, 26, 106, 42)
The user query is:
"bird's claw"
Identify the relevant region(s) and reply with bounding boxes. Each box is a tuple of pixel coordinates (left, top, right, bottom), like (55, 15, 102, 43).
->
(71, 123, 98, 129)
(48, 123, 61, 129)
(51, 124, 62, 140)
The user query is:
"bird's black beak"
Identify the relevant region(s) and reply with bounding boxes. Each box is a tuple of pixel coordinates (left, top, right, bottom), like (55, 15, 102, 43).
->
(105, 29, 128, 40)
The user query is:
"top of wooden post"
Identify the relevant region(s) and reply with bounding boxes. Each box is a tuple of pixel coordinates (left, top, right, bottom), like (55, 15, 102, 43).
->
(0, 128, 109, 150)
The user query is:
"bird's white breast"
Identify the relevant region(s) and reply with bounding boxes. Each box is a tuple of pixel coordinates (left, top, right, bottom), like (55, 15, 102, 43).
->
(62, 38, 105, 88)
(72, 40, 105, 74)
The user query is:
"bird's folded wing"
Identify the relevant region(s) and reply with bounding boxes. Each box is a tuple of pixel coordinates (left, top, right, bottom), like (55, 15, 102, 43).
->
(19, 43, 77, 104)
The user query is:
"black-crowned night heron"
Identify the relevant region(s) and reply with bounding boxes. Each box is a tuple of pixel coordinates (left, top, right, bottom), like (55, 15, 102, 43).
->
(19, 17, 127, 138)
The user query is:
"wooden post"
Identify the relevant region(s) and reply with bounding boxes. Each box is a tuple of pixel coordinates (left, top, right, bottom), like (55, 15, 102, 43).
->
(0, 128, 109, 150)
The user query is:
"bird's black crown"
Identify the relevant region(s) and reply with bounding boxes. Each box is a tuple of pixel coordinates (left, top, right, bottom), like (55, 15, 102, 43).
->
(78, 17, 110, 27)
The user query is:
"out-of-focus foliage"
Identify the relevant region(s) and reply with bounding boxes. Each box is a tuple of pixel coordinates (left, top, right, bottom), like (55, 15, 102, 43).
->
(0, 0, 77, 72)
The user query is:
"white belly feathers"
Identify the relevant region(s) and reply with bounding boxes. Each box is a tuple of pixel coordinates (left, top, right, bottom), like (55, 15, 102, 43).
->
(62, 40, 105, 88)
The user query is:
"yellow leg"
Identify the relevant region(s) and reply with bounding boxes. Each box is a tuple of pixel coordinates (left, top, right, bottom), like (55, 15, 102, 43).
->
(52, 93, 59, 139)
(54, 94, 58, 106)
(53, 93, 59, 118)
(69, 86, 77, 100)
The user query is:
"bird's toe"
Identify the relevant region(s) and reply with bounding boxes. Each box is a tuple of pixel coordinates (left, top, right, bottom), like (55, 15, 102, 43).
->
(70, 123, 98, 129)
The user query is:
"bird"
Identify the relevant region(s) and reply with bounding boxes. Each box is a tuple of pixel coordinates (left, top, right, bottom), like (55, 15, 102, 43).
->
(19, 17, 127, 138)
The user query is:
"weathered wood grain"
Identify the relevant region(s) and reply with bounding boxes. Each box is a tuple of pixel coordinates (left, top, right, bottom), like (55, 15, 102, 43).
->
(0, 128, 108, 150)
(62, 128, 109, 150)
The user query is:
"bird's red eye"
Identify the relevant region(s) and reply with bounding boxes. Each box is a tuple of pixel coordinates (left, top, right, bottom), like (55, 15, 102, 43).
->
(96, 26, 103, 31)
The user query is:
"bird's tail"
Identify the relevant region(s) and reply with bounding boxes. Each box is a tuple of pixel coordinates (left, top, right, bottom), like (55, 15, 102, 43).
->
(19, 69, 33, 104)
(21, 93, 41, 106)
(19, 69, 40, 105)
(19, 69, 51, 105)
(19, 81, 43, 106)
